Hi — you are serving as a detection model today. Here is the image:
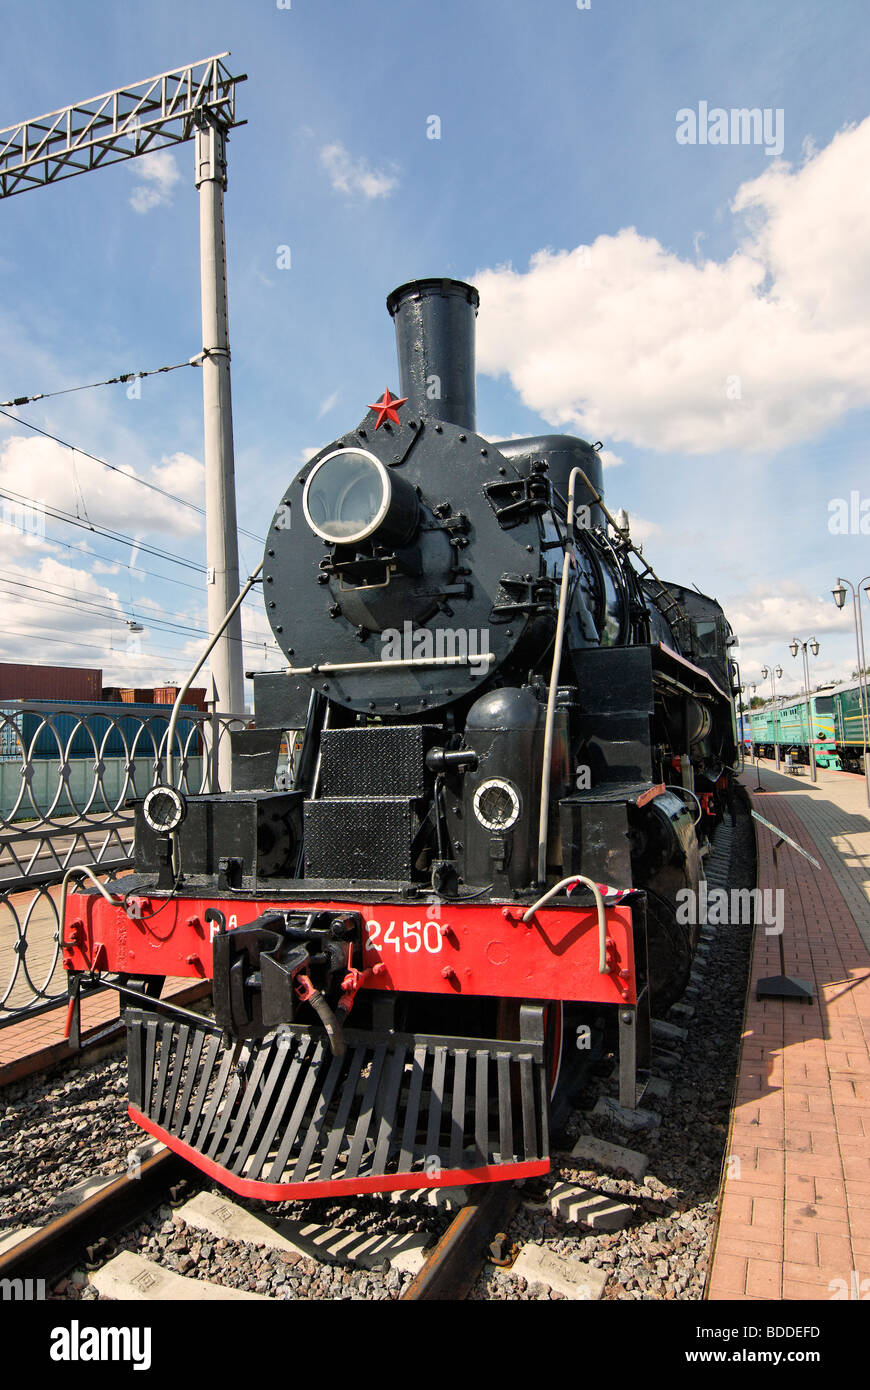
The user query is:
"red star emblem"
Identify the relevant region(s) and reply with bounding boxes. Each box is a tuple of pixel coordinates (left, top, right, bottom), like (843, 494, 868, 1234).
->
(368, 387, 407, 429)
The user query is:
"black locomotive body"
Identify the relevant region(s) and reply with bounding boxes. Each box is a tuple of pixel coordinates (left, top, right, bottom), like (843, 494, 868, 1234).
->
(64, 278, 739, 1200)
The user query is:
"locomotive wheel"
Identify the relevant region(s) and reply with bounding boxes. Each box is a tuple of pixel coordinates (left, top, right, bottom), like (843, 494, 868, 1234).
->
(645, 889, 693, 1016)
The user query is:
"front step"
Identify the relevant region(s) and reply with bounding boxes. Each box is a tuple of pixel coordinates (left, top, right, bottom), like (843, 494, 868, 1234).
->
(126, 1010, 550, 1199)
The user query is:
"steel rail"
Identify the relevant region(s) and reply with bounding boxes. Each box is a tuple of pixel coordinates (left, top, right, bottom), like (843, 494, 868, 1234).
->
(0, 1147, 187, 1285)
(401, 1182, 521, 1301)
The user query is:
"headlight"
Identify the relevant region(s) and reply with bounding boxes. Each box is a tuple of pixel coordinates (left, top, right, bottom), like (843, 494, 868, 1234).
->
(302, 447, 418, 546)
(473, 778, 520, 831)
(143, 785, 187, 834)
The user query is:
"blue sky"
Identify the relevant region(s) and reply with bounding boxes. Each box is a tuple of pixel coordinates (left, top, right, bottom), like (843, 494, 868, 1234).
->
(0, 0, 869, 704)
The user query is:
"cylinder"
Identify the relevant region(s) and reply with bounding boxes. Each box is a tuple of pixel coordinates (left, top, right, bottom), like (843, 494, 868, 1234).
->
(386, 278, 479, 431)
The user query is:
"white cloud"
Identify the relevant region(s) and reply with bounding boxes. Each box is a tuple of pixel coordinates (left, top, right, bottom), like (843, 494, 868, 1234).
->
(474, 117, 870, 455)
(319, 142, 398, 199)
(726, 584, 851, 646)
(151, 451, 205, 505)
(0, 554, 144, 672)
(129, 150, 182, 214)
(698, 585, 858, 694)
(0, 435, 203, 539)
(0, 541, 218, 685)
(317, 389, 339, 418)
(241, 603, 287, 673)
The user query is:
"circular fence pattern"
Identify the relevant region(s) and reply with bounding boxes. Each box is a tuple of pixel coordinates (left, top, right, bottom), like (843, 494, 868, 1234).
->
(0, 703, 240, 1022)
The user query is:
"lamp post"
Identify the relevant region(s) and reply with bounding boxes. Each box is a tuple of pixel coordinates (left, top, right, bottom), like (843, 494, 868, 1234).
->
(832, 577, 870, 806)
(741, 683, 761, 786)
(760, 663, 784, 770)
(789, 638, 820, 782)
(748, 684, 762, 789)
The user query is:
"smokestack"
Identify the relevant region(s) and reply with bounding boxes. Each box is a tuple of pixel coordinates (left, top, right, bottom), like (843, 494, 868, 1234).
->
(386, 278, 479, 431)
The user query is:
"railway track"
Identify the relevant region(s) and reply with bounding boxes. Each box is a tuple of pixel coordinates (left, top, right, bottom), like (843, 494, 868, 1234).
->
(0, 1146, 511, 1301)
(0, 1147, 185, 1289)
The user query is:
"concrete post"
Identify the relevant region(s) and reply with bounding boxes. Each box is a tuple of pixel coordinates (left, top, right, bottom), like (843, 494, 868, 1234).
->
(195, 117, 244, 789)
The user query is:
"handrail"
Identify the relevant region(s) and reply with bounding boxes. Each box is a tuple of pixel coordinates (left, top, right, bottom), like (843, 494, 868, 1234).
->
(522, 875, 608, 975)
(165, 562, 263, 786)
(536, 468, 586, 885)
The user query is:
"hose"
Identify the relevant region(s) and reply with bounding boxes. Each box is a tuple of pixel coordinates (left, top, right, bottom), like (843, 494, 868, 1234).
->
(308, 988, 346, 1057)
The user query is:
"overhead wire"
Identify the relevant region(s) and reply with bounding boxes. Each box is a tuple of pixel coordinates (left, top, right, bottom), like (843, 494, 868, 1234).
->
(0, 625, 286, 670)
(0, 372, 280, 667)
(38, 532, 208, 595)
(0, 625, 208, 666)
(1, 493, 282, 647)
(0, 484, 206, 572)
(0, 573, 283, 653)
(0, 577, 205, 640)
(0, 356, 198, 409)
(1, 517, 214, 596)
(0, 404, 267, 545)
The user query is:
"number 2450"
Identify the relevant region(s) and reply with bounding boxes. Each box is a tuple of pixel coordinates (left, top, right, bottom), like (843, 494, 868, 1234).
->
(365, 920, 443, 955)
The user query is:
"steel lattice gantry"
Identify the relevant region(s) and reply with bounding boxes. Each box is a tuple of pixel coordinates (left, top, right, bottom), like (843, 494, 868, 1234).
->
(0, 54, 244, 197)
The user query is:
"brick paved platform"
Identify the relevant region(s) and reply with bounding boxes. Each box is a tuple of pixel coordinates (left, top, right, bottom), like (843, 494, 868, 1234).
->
(707, 763, 870, 1301)
(1, 863, 210, 1085)
(0, 977, 211, 1086)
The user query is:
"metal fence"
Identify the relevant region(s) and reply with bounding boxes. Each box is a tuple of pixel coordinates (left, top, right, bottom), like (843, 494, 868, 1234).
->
(0, 701, 240, 1025)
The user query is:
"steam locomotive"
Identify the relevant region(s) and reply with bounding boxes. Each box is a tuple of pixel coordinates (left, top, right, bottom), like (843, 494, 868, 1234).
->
(63, 279, 739, 1200)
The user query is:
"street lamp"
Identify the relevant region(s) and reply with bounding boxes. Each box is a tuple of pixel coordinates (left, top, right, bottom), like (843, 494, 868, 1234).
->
(760, 663, 784, 769)
(832, 576, 870, 806)
(790, 638, 819, 782)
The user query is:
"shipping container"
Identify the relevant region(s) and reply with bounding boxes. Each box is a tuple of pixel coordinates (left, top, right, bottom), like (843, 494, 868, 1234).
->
(119, 688, 155, 704)
(153, 685, 207, 710)
(0, 662, 102, 702)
